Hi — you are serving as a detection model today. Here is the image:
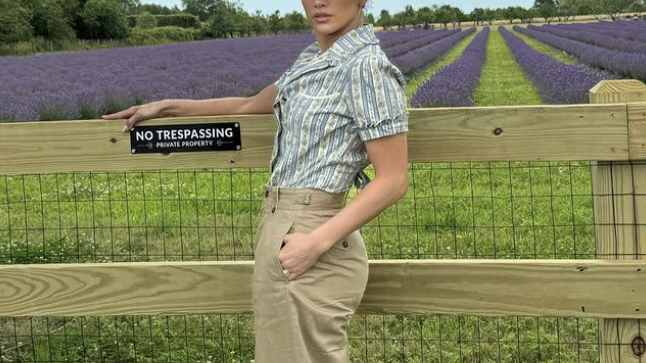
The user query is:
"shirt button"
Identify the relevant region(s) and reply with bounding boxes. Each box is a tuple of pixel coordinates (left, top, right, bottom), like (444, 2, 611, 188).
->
(342, 241, 349, 248)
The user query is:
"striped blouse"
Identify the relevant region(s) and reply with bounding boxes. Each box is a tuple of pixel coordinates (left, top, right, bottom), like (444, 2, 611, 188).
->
(269, 24, 408, 193)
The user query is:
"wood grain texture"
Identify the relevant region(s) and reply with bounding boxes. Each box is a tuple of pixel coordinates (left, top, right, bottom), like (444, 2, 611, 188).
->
(600, 319, 646, 363)
(591, 80, 646, 363)
(628, 102, 646, 160)
(0, 259, 644, 318)
(0, 104, 630, 175)
(407, 104, 628, 163)
(590, 80, 646, 104)
(591, 162, 646, 260)
(0, 115, 276, 175)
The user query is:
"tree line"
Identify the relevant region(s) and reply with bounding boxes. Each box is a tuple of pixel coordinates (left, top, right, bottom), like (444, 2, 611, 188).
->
(0, 0, 644, 45)
(378, 0, 644, 29)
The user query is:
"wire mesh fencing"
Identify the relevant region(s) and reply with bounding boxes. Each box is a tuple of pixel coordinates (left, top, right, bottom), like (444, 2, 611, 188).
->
(0, 160, 634, 362)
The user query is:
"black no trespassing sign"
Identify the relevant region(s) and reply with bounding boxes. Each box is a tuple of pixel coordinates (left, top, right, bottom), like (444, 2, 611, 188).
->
(129, 123, 241, 154)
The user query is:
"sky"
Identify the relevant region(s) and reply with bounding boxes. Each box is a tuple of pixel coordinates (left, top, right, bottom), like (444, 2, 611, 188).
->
(146, 0, 535, 16)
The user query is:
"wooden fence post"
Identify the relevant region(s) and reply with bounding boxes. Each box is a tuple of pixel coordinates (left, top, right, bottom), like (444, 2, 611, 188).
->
(590, 80, 646, 363)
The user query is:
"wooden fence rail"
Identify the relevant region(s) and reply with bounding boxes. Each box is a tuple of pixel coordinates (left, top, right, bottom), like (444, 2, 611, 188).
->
(1, 80, 646, 361)
(1, 102, 645, 174)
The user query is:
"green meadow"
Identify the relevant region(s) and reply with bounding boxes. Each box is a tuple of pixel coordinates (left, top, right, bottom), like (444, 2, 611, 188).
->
(1, 28, 603, 363)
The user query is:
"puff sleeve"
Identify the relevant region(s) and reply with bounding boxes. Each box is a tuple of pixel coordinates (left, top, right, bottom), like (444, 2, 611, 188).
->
(347, 55, 409, 141)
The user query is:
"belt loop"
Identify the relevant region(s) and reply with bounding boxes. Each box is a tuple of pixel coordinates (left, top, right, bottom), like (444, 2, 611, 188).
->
(274, 186, 280, 213)
(298, 194, 311, 205)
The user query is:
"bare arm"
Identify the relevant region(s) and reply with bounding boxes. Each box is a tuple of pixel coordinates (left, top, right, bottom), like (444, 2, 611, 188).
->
(162, 83, 277, 117)
(308, 132, 409, 252)
(102, 84, 277, 132)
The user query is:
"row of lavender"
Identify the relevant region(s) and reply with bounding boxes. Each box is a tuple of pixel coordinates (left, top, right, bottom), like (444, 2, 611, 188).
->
(567, 22, 646, 43)
(385, 29, 459, 58)
(515, 24, 646, 80)
(392, 28, 475, 76)
(411, 28, 490, 107)
(0, 27, 472, 121)
(527, 24, 646, 54)
(501, 27, 615, 104)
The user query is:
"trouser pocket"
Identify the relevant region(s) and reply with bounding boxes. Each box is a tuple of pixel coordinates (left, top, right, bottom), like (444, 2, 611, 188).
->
(273, 220, 295, 283)
(254, 212, 296, 283)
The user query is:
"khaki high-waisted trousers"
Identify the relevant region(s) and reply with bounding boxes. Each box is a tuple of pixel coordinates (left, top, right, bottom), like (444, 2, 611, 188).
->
(253, 185, 369, 363)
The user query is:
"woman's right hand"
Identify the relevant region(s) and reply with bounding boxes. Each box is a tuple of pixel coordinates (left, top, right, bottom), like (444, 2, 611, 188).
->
(101, 100, 168, 132)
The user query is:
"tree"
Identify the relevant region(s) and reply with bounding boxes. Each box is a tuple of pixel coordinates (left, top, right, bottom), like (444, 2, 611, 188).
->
(283, 11, 308, 33)
(22, 0, 78, 39)
(555, 0, 580, 21)
(136, 11, 156, 29)
(80, 0, 129, 39)
(364, 13, 375, 24)
(536, 2, 557, 23)
(434, 5, 453, 28)
(132, 3, 174, 15)
(469, 8, 485, 25)
(116, 0, 140, 14)
(232, 9, 252, 37)
(502, 6, 519, 23)
(182, 0, 216, 21)
(417, 7, 434, 27)
(268, 10, 283, 35)
(586, 0, 639, 20)
(0, 0, 33, 43)
(517, 7, 535, 23)
(483, 8, 498, 25)
(450, 6, 466, 27)
(207, 0, 236, 37)
(534, 0, 556, 6)
(630, 0, 644, 11)
(392, 12, 406, 29)
(402, 4, 416, 25)
(377, 10, 393, 30)
(250, 10, 267, 36)
(26, 0, 77, 40)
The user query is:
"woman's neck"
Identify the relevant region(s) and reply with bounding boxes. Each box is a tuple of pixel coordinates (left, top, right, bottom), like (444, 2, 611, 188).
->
(316, 17, 364, 54)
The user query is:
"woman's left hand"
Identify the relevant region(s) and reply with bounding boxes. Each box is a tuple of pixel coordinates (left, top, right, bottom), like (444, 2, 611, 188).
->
(279, 232, 327, 280)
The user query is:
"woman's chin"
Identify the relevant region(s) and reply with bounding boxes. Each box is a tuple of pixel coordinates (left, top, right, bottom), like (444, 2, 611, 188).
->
(311, 24, 342, 36)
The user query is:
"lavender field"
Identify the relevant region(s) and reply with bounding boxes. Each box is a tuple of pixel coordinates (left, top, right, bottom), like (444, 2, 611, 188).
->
(501, 27, 615, 104)
(2, 21, 646, 363)
(0, 21, 644, 122)
(411, 27, 489, 107)
(0, 27, 472, 121)
(515, 23, 646, 80)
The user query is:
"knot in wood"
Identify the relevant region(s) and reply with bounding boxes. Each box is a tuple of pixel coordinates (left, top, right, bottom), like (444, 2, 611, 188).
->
(632, 336, 646, 357)
(493, 128, 503, 136)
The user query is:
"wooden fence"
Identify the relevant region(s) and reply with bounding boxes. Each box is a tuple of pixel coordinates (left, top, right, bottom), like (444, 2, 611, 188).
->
(1, 80, 646, 362)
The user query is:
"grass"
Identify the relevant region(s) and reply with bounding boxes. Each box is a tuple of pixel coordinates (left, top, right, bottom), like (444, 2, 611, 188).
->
(0, 28, 605, 363)
(0, 163, 599, 362)
(510, 26, 577, 65)
(473, 28, 543, 106)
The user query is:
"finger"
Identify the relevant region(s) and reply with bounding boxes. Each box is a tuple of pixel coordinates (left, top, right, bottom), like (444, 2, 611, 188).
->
(122, 115, 139, 132)
(103, 112, 131, 120)
(102, 107, 135, 120)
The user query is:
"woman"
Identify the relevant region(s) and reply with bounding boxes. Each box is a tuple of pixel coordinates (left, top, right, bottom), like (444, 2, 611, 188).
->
(102, 0, 409, 362)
